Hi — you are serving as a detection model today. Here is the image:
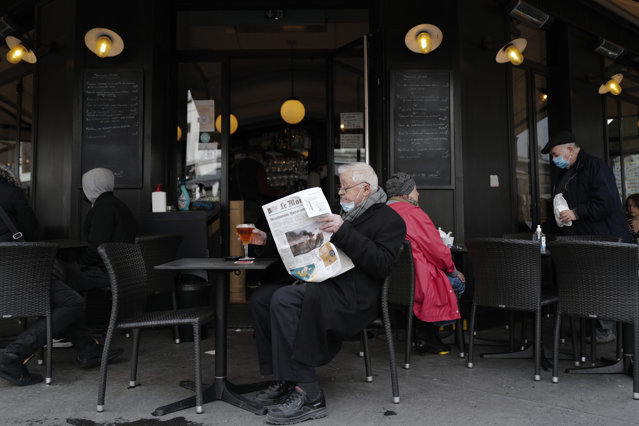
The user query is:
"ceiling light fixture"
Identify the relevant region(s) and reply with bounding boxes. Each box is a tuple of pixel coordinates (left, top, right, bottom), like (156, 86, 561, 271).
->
(215, 113, 238, 135)
(496, 38, 527, 66)
(280, 42, 305, 125)
(84, 27, 124, 58)
(404, 24, 443, 54)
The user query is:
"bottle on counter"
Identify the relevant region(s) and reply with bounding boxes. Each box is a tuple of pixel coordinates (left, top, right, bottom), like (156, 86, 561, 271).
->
(532, 224, 546, 253)
(151, 183, 167, 212)
(177, 177, 190, 211)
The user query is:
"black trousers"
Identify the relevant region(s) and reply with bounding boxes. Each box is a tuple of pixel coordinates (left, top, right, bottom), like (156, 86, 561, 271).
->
(3, 279, 96, 358)
(250, 283, 317, 383)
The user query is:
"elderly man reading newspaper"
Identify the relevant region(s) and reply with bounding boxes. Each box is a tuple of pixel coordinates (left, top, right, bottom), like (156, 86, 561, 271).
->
(246, 162, 405, 425)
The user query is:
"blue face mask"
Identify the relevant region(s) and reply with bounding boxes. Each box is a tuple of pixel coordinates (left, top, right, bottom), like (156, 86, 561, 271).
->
(553, 155, 570, 169)
(340, 200, 355, 212)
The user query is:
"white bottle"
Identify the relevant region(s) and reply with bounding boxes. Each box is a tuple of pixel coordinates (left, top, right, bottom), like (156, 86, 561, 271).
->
(151, 183, 167, 213)
(532, 224, 546, 253)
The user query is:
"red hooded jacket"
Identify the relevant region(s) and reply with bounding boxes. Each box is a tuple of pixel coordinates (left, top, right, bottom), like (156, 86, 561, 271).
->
(388, 200, 460, 323)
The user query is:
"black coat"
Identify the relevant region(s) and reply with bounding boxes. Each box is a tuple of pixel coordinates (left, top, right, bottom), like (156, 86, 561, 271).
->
(79, 192, 138, 267)
(550, 150, 631, 242)
(0, 177, 40, 242)
(291, 202, 406, 366)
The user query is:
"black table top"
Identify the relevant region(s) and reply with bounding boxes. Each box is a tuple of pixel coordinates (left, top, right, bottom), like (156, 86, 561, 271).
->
(154, 257, 278, 271)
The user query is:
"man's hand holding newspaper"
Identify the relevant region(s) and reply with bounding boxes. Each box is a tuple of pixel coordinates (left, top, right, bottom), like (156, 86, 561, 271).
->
(259, 188, 354, 282)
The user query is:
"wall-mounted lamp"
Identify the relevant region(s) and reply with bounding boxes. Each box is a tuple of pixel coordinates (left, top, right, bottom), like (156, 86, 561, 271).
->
(598, 73, 623, 96)
(5, 36, 37, 64)
(404, 24, 443, 54)
(84, 27, 124, 58)
(537, 88, 548, 102)
(215, 113, 238, 135)
(496, 38, 527, 66)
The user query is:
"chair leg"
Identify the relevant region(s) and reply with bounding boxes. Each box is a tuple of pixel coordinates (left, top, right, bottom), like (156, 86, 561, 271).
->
(467, 304, 477, 368)
(508, 311, 515, 352)
(534, 310, 541, 381)
(569, 317, 580, 367)
(45, 315, 52, 384)
(172, 290, 181, 344)
(590, 319, 597, 367)
(96, 322, 116, 412)
(129, 328, 141, 387)
(456, 318, 465, 358)
(361, 329, 372, 382)
(404, 309, 412, 369)
(193, 322, 203, 413)
(381, 297, 399, 403)
(616, 322, 623, 361)
(552, 313, 562, 383)
(521, 313, 529, 351)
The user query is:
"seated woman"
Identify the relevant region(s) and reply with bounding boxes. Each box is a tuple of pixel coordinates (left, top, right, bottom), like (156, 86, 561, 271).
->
(385, 172, 465, 355)
(625, 193, 639, 243)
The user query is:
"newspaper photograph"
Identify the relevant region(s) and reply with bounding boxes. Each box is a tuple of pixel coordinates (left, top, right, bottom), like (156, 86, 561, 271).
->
(262, 187, 354, 282)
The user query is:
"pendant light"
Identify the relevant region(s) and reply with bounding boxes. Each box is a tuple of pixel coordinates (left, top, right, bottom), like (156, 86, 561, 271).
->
(496, 38, 527, 66)
(84, 28, 124, 58)
(280, 42, 305, 125)
(598, 74, 623, 96)
(404, 24, 443, 54)
(5, 36, 37, 64)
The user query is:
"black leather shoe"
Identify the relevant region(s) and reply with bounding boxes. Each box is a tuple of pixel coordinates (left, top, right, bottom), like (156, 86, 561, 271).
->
(0, 352, 43, 386)
(266, 386, 327, 425)
(76, 346, 124, 369)
(256, 381, 295, 405)
(415, 339, 449, 355)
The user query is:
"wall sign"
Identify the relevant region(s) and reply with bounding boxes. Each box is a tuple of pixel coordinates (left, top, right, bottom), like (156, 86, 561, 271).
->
(82, 70, 143, 188)
(390, 70, 453, 188)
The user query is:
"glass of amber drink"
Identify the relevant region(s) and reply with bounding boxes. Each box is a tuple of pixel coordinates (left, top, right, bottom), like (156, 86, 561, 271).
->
(236, 223, 255, 260)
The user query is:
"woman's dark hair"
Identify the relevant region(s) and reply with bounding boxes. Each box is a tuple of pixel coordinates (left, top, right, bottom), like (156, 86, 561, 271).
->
(625, 193, 639, 216)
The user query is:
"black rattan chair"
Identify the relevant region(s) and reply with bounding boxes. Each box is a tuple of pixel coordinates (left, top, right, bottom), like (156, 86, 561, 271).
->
(549, 240, 639, 399)
(465, 238, 557, 381)
(555, 234, 621, 242)
(96, 242, 216, 414)
(0, 242, 58, 384)
(134, 234, 184, 343)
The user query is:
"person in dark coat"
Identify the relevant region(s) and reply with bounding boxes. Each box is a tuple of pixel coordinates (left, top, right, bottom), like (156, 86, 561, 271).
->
(541, 131, 631, 243)
(0, 166, 122, 386)
(248, 162, 406, 425)
(65, 168, 138, 291)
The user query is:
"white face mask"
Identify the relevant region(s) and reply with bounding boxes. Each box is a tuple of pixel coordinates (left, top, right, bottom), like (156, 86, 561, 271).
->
(340, 187, 363, 212)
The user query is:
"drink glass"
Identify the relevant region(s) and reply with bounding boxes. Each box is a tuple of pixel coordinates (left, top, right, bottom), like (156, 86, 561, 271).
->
(236, 223, 255, 260)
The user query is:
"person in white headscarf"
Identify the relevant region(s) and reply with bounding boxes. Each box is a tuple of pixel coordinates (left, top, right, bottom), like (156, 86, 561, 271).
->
(65, 168, 138, 291)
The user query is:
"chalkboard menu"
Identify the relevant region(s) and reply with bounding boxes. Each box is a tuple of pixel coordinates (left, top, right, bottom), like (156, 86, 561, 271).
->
(82, 70, 143, 188)
(390, 70, 453, 188)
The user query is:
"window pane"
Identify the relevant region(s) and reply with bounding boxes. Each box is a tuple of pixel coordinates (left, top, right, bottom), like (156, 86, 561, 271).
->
(535, 74, 549, 224)
(512, 67, 532, 230)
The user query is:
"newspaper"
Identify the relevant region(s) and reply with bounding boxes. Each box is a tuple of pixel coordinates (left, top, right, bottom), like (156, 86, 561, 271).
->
(262, 187, 354, 282)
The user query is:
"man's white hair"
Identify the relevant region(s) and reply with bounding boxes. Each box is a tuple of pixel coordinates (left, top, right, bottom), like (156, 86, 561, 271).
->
(337, 162, 378, 192)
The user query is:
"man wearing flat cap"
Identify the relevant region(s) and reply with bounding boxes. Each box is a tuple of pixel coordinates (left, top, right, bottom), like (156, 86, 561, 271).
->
(541, 130, 630, 242)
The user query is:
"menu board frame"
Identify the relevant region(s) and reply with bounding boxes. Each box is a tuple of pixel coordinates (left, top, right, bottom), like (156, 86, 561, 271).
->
(81, 69, 144, 188)
(390, 69, 454, 189)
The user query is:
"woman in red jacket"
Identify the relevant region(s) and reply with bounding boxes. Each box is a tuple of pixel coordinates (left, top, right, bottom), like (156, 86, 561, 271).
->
(385, 172, 465, 354)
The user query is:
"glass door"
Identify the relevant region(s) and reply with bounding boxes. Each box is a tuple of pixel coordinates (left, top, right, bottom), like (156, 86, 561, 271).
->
(328, 36, 368, 203)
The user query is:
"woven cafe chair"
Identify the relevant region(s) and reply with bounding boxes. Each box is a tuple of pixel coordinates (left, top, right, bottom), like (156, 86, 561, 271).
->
(96, 243, 216, 414)
(465, 238, 558, 381)
(549, 240, 639, 399)
(134, 234, 184, 343)
(555, 234, 621, 242)
(0, 242, 58, 383)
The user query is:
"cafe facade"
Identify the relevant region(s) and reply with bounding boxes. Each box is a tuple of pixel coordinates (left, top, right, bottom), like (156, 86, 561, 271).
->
(0, 0, 638, 250)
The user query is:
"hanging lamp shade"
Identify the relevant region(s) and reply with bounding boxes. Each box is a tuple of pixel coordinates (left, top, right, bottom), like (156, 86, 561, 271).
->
(598, 73, 623, 96)
(5, 36, 37, 64)
(84, 27, 124, 58)
(215, 113, 239, 134)
(496, 38, 527, 66)
(404, 24, 443, 54)
(280, 98, 305, 125)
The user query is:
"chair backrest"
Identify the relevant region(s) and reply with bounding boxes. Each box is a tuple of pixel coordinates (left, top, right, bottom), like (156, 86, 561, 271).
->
(134, 234, 183, 295)
(465, 238, 542, 311)
(548, 240, 639, 321)
(502, 232, 556, 242)
(98, 242, 149, 318)
(555, 234, 621, 242)
(0, 242, 58, 317)
(387, 240, 415, 307)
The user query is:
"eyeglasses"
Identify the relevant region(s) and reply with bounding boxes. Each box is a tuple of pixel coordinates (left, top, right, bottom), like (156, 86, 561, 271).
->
(337, 182, 367, 193)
